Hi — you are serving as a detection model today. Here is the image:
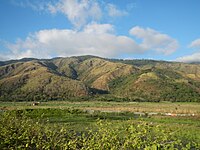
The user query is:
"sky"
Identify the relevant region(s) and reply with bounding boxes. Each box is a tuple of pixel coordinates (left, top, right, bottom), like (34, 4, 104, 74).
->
(1, 0, 200, 62)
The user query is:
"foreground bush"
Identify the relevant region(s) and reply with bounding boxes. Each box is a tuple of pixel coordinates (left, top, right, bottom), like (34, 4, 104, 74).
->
(0, 112, 76, 149)
(0, 111, 199, 149)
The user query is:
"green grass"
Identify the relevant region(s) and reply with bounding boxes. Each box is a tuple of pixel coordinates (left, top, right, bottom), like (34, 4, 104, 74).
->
(1, 101, 200, 128)
(1, 101, 200, 115)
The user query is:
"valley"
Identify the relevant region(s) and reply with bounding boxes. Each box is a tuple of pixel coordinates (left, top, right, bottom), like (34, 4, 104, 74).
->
(1, 56, 200, 149)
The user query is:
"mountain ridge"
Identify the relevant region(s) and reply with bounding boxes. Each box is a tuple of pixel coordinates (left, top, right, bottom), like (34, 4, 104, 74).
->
(1, 55, 200, 102)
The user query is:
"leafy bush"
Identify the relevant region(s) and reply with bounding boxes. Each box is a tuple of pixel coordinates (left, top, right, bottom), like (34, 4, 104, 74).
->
(0, 111, 199, 149)
(0, 112, 77, 149)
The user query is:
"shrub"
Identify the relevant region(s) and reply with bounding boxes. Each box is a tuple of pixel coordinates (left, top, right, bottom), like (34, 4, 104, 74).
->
(0, 111, 199, 149)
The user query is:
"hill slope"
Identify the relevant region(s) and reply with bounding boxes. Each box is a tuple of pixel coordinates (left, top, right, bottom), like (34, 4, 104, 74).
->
(0, 56, 200, 102)
(0, 61, 88, 101)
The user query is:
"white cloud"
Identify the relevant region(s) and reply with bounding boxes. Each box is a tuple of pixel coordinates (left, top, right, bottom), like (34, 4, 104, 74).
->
(129, 26, 179, 55)
(48, 0, 102, 28)
(0, 54, 8, 61)
(106, 3, 128, 17)
(4, 1, 179, 61)
(176, 52, 200, 63)
(4, 24, 141, 59)
(48, 0, 129, 27)
(176, 38, 200, 62)
(3, 25, 179, 60)
(11, 0, 48, 12)
(189, 38, 200, 48)
(13, 0, 130, 29)
(83, 22, 114, 34)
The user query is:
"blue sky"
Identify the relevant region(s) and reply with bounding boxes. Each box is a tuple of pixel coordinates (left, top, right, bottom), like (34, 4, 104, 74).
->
(1, 0, 200, 62)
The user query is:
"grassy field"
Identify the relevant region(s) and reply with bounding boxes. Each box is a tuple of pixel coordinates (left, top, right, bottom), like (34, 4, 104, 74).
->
(1, 101, 200, 114)
(0, 101, 200, 149)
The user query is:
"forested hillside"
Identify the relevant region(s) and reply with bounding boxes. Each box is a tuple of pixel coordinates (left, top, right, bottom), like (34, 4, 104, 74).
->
(1, 55, 200, 102)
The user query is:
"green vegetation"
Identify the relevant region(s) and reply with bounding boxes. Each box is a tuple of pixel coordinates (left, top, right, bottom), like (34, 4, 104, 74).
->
(1, 56, 200, 149)
(1, 55, 200, 102)
(108, 67, 200, 102)
(1, 101, 200, 114)
(0, 106, 199, 149)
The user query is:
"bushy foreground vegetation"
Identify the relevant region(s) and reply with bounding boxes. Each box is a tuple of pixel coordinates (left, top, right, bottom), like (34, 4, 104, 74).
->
(0, 110, 199, 149)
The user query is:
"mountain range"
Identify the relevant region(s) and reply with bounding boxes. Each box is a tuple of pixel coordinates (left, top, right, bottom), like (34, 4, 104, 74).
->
(1, 55, 200, 102)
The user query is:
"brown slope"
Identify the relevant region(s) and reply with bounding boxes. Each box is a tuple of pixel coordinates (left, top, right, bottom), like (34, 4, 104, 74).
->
(52, 57, 139, 91)
(0, 61, 89, 101)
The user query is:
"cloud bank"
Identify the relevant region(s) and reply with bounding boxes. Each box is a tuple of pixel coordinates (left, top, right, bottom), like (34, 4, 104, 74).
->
(130, 26, 179, 55)
(189, 39, 200, 49)
(3, 24, 178, 60)
(176, 52, 200, 63)
(176, 38, 200, 62)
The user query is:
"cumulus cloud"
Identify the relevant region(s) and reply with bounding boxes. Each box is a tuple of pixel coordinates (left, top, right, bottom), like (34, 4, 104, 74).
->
(12, 0, 130, 29)
(3, 1, 179, 60)
(129, 26, 179, 55)
(5, 39, 38, 60)
(48, 0, 129, 27)
(48, 0, 102, 28)
(2, 25, 179, 60)
(83, 22, 114, 34)
(176, 52, 200, 63)
(0, 54, 8, 61)
(106, 3, 128, 17)
(176, 38, 200, 62)
(189, 38, 200, 48)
